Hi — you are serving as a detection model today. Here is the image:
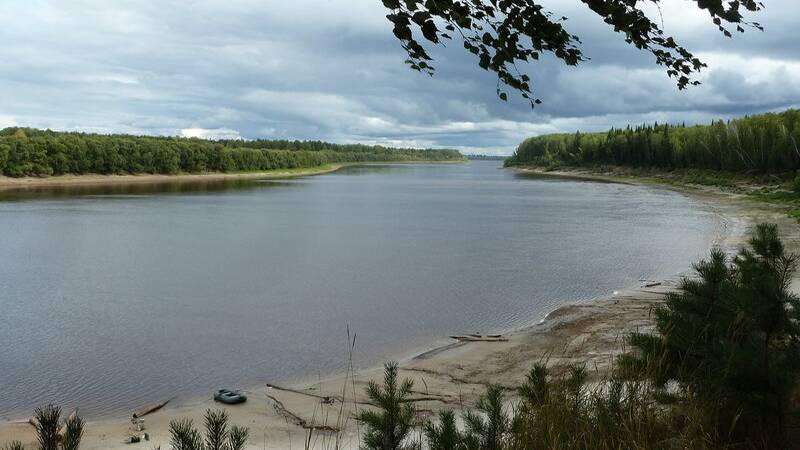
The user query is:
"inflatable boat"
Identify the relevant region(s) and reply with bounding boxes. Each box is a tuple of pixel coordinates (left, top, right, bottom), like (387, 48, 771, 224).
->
(214, 389, 247, 404)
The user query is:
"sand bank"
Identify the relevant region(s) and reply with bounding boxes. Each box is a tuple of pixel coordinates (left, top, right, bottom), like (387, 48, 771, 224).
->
(2, 167, 798, 449)
(0, 160, 466, 193)
(0, 165, 349, 193)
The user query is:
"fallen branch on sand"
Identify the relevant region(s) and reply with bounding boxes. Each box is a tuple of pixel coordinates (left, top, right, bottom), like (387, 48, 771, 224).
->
(450, 335, 509, 342)
(266, 393, 340, 432)
(132, 399, 170, 418)
(266, 383, 336, 404)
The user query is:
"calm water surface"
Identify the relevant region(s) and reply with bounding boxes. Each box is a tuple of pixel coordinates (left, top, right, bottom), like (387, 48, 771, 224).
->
(0, 161, 721, 417)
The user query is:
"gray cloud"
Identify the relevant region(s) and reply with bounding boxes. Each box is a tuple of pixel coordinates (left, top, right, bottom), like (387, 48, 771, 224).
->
(0, 0, 798, 155)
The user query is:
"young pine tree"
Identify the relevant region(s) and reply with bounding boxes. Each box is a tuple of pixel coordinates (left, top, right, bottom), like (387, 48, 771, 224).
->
(1, 443, 25, 450)
(730, 223, 800, 442)
(423, 410, 464, 450)
(621, 223, 800, 447)
(462, 385, 509, 450)
(358, 362, 416, 450)
(1, 405, 85, 450)
(168, 409, 248, 450)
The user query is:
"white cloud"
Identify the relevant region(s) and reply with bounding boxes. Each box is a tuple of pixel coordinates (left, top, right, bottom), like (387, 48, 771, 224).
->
(0, 0, 797, 155)
(76, 74, 141, 85)
(180, 128, 242, 140)
(0, 116, 18, 128)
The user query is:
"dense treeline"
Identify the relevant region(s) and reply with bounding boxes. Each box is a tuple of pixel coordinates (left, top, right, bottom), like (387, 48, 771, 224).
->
(505, 109, 800, 172)
(0, 128, 464, 177)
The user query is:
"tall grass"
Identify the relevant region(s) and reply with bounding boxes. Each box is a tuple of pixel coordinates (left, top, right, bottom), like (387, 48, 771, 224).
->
(301, 326, 361, 450)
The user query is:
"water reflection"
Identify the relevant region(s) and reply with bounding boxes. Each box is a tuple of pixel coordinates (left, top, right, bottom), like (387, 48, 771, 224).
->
(0, 164, 427, 202)
(0, 177, 292, 202)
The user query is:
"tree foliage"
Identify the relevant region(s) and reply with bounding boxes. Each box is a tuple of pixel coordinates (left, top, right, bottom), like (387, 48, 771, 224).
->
(620, 223, 800, 447)
(412, 365, 673, 450)
(506, 108, 800, 172)
(382, 0, 764, 105)
(462, 384, 509, 450)
(1, 405, 84, 450)
(357, 362, 417, 450)
(423, 410, 464, 450)
(168, 409, 248, 450)
(0, 128, 464, 178)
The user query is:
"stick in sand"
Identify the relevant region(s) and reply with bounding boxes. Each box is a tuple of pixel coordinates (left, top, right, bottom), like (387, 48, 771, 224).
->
(132, 399, 171, 419)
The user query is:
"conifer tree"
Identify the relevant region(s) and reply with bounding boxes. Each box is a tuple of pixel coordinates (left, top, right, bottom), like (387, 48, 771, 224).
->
(358, 362, 416, 450)
(168, 409, 248, 450)
(423, 410, 464, 450)
(462, 385, 508, 450)
(621, 223, 800, 446)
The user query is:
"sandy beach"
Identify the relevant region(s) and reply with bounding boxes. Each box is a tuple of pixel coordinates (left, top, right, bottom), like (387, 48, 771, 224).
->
(0, 160, 466, 193)
(0, 165, 349, 193)
(2, 166, 798, 449)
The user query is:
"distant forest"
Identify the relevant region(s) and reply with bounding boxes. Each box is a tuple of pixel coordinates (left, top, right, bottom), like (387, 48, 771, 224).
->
(0, 128, 464, 177)
(505, 109, 800, 173)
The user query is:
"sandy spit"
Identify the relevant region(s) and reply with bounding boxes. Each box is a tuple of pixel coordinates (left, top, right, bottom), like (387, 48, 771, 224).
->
(2, 166, 799, 449)
(0, 165, 349, 192)
(0, 160, 467, 193)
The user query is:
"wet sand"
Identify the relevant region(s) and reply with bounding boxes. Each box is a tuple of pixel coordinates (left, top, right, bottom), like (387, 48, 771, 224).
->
(2, 167, 798, 449)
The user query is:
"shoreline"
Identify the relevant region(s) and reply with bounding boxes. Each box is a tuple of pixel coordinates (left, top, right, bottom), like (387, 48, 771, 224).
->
(0, 160, 466, 193)
(2, 166, 798, 449)
(0, 165, 349, 192)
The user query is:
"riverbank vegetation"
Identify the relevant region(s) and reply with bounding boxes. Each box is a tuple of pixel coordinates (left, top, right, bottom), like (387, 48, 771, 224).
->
(0, 128, 464, 178)
(168, 409, 248, 450)
(506, 109, 800, 220)
(2, 405, 83, 450)
(362, 223, 800, 449)
(505, 109, 800, 173)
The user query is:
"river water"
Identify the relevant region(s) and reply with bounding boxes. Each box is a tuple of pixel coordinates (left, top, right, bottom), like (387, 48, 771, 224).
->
(0, 161, 721, 417)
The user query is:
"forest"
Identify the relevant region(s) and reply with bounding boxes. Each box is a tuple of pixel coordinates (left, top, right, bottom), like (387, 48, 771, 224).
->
(505, 109, 800, 173)
(0, 128, 464, 177)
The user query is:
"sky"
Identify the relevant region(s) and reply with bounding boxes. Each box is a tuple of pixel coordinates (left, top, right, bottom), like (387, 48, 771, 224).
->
(1, 1, 798, 156)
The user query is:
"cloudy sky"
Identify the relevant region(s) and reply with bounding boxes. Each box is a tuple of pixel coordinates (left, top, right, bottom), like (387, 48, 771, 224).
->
(1, 1, 798, 155)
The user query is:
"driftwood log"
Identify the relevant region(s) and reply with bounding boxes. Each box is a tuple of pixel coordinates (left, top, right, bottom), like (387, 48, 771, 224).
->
(265, 393, 340, 432)
(266, 383, 336, 404)
(449, 335, 509, 342)
(132, 399, 170, 418)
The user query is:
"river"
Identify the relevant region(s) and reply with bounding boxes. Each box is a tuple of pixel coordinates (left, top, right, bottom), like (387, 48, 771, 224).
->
(0, 161, 720, 417)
